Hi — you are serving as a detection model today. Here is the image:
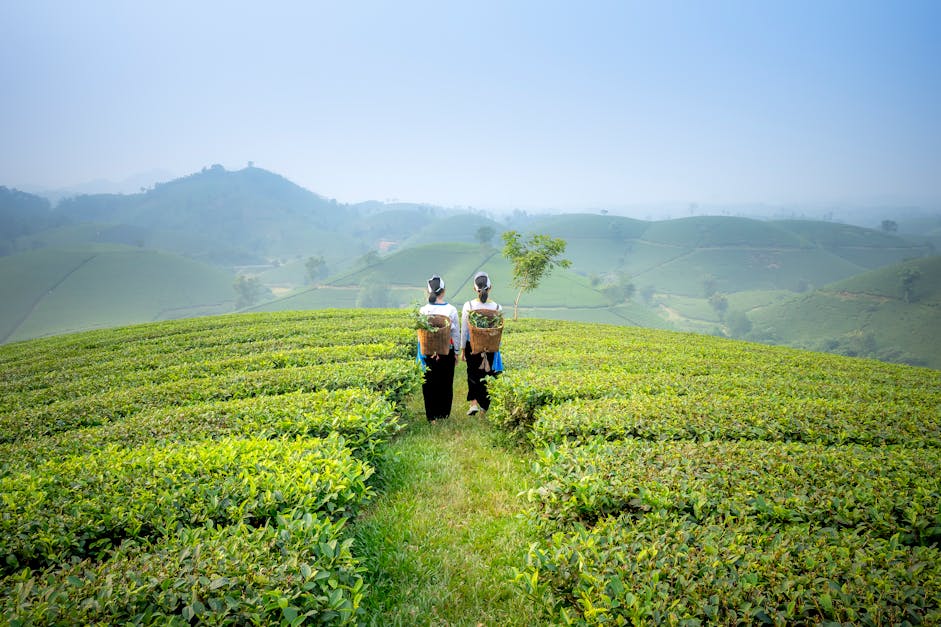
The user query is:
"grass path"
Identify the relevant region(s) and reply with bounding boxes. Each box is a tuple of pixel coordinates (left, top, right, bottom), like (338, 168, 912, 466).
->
(353, 362, 540, 626)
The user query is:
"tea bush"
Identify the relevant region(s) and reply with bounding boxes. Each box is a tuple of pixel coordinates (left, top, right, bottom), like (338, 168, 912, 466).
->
(492, 320, 941, 624)
(0, 310, 420, 625)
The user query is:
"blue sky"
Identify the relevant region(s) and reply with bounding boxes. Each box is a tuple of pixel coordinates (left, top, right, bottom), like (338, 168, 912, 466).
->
(2, 1, 939, 211)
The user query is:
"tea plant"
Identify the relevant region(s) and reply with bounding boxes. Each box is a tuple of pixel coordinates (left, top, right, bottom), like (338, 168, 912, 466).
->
(490, 319, 941, 624)
(0, 310, 420, 625)
(468, 309, 504, 329)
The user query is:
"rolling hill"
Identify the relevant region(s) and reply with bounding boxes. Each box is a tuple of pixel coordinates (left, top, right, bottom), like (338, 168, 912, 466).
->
(522, 214, 931, 294)
(3, 168, 938, 368)
(249, 242, 613, 317)
(746, 256, 941, 369)
(0, 246, 235, 343)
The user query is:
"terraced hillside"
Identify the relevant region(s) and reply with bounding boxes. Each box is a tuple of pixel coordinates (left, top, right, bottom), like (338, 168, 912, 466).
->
(0, 310, 420, 624)
(748, 255, 941, 369)
(0, 246, 235, 343)
(2, 311, 938, 625)
(490, 320, 941, 624)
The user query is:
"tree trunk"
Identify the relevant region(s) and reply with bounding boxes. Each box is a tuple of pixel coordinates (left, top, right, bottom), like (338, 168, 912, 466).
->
(513, 288, 524, 321)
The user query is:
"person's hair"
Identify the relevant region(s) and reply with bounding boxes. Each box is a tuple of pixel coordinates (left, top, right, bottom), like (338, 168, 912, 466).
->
(427, 275, 444, 304)
(475, 274, 490, 302)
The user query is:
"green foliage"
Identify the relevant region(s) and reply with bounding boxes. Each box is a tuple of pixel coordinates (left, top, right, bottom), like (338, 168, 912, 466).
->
(468, 308, 504, 329)
(502, 231, 572, 319)
(0, 435, 370, 572)
(306, 255, 327, 284)
(708, 291, 728, 317)
(900, 266, 922, 303)
(520, 514, 941, 626)
(1, 389, 401, 473)
(53, 166, 355, 261)
(475, 225, 496, 246)
(725, 309, 752, 336)
(749, 256, 941, 368)
(3, 513, 364, 626)
(486, 319, 941, 624)
(355, 275, 390, 308)
(0, 186, 54, 243)
(882, 219, 899, 233)
(529, 438, 941, 543)
(0, 357, 418, 443)
(410, 309, 442, 332)
(234, 275, 272, 309)
(600, 273, 635, 305)
(0, 309, 420, 625)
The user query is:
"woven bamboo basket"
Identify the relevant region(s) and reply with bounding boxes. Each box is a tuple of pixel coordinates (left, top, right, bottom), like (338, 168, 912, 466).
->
(468, 309, 503, 354)
(417, 314, 451, 356)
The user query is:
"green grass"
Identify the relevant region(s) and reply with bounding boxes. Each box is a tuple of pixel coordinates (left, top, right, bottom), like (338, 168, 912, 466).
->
(353, 364, 540, 626)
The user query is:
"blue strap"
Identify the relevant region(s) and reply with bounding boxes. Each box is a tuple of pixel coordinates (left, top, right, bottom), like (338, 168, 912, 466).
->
(492, 350, 503, 373)
(416, 341, 427, 371)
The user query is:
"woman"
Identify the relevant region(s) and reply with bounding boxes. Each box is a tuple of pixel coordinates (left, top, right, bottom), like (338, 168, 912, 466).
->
(418, 274, 460, 422)
(461, 271, 503, 415)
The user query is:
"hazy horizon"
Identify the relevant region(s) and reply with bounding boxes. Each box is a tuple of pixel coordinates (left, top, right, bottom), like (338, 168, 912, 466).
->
(2, 1, 940, 213)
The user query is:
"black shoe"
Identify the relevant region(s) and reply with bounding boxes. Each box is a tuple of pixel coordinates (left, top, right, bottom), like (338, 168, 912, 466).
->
(467, 405, 480, 415)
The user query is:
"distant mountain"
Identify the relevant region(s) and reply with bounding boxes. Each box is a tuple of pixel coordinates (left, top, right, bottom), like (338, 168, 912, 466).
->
(19, 169, 177, 203)
(48, 165, 363, 264)
(3, 168, 939, 369)
(0, 187, 60, 254)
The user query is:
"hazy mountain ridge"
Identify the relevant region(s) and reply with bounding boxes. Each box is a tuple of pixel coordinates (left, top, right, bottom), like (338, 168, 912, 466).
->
(1, 165, 938, 367)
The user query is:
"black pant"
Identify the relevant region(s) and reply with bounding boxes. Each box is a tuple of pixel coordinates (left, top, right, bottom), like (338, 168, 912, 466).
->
(422, 349, 455, 420)
(465, 342, 500, 411)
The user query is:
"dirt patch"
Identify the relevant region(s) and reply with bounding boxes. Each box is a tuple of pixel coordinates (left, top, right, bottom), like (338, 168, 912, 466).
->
(660, 305, 684, 322)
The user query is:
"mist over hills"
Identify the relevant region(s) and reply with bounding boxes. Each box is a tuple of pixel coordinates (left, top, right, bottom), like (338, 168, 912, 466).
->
(1, 165, 939, 368)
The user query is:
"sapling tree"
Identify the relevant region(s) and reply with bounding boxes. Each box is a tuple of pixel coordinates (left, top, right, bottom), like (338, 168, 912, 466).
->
(475, 225, 496, 247)
(305, 255, 326, 284)
(233, 276, 271, 309)
(501, 230, 571, 320)
(900, 267, 921, 303)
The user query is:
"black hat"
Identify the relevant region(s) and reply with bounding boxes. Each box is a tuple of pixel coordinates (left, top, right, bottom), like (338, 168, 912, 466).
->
(427, 274, 445, 294)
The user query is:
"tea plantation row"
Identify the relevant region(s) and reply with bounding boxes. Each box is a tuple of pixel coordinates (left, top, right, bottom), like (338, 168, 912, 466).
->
(490, 321, 941, 625)
(4, 311, 940, 625)
(0, 311, 421, 625)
